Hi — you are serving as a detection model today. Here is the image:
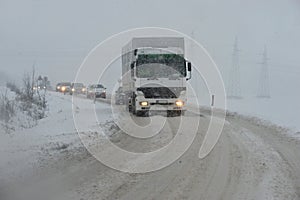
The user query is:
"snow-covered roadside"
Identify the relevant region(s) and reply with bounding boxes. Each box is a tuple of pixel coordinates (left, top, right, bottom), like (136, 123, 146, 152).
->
(0, 91, 111, 183)
(227, 95, 300, 132)
(188, 94, 300, 139)
(0, 86, 29, 132)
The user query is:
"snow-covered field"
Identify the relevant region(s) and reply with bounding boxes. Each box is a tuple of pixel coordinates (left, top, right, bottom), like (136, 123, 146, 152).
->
(0, 90, 111, 183)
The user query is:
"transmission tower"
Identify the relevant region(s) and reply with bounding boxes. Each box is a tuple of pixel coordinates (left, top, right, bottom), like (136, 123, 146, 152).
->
(227, 37, 242, 98)
(257, 46, 270, 98)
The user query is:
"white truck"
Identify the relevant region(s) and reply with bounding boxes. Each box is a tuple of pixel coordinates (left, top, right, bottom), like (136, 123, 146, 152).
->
(122, 37, 192, 117)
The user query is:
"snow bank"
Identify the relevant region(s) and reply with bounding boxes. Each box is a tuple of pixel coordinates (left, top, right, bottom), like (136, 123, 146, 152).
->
(188, 93, 300, 139)
(0, 91, 112, 183)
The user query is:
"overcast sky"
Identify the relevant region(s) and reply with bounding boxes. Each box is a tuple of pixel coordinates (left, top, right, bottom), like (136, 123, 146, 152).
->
(0, 0, 299, 96)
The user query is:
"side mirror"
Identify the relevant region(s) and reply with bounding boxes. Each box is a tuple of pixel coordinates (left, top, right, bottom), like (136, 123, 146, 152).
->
(134, 49, 138, 56)
(186, 62, 192, 80)
(188, 62, 192, 72)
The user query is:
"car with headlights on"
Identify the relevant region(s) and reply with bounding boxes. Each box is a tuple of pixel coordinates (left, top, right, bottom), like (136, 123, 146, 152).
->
(56, 83, 62, 92)
(58, 82, 71, 94)
(69, 83, 86, 95)
(86, 84, 106, 99)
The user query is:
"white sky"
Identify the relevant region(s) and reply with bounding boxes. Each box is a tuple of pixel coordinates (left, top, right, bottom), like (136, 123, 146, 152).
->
(0, 0, 299, 97)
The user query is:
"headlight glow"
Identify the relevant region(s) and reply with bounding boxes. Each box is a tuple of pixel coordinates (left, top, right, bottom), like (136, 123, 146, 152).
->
(175, 100, 184, 107)
(140, 101, 148, 106)
(61, 86, 66, 91)
(72, 88, 75, 92)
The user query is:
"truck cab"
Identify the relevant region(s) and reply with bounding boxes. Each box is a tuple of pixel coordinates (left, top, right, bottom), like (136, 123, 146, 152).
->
(122, 37, 191, 117)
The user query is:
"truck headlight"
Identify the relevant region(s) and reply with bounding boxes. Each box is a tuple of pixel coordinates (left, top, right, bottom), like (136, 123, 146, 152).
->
(140, 101, 148, 106)
(175, 100, 184, 107)
(72, 88, 75, 92)
(61, 86, 66, 91)
(82, 88, 86, 92)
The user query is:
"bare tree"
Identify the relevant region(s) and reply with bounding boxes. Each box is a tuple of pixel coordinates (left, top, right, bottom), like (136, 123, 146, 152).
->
(21, 67, 35, 103)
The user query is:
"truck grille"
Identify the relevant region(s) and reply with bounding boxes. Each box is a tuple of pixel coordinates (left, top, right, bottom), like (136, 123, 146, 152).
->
(137, 87, 185, 99)
(150, 102, 173, 105)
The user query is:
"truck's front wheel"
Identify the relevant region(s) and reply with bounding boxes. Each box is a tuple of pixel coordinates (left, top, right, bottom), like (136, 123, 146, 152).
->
(167, 110, 183, 117)
(136, 111, 149, 117)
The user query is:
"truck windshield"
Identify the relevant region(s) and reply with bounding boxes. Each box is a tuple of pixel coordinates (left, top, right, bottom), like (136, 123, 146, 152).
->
(136, 54, 186, 78)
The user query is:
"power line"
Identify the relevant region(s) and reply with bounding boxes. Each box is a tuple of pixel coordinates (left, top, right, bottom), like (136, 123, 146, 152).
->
(257, 45, 271, 98)
(227, 36, 242, 99)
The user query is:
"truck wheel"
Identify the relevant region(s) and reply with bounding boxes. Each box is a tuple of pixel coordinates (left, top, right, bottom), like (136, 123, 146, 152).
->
(167, 111, 174, 117)
(128, 105, 132, 112)
(136, 111, 148, 117)
(176, 110, 183, 116)
(144, 111, 149, 117)
(175, 110, 182, 117)
(167, 110, 182, 117)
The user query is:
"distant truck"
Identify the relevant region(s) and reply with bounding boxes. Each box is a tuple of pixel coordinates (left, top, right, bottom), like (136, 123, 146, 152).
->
(122, 37, 192, 117)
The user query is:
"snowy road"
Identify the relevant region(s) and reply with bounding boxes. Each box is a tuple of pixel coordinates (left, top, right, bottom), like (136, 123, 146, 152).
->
(2, 92, 300, 200)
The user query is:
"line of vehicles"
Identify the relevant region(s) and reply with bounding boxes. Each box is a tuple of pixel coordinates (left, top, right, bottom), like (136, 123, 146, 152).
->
(55, 82, 106, 99)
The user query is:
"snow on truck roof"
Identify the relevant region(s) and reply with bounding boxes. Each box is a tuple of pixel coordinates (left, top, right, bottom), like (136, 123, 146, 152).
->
(122, 37, 184, 53)
(136, 47, 184, 55)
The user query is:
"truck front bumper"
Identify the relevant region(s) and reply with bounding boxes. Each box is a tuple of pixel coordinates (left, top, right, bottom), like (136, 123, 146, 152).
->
(135, 99, 186, 111)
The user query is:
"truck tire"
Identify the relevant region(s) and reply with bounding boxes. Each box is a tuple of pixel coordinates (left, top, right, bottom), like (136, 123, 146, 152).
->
(176, 110, 182, 116)
(167, 111, 174, 117)
(136, 111, 149, 117)
(132, 107, 136, 115)
(167, 110, 182, 117)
